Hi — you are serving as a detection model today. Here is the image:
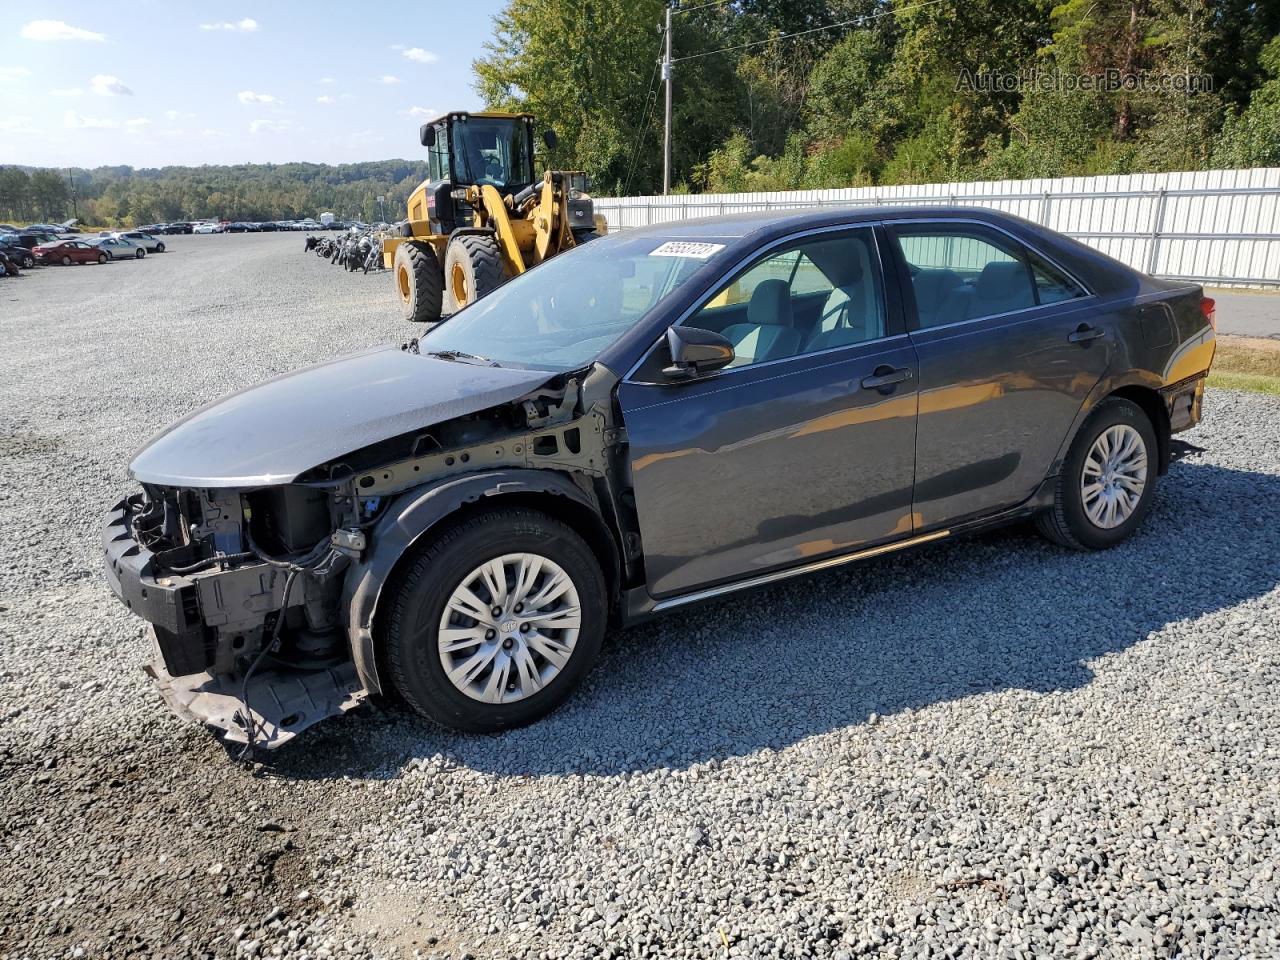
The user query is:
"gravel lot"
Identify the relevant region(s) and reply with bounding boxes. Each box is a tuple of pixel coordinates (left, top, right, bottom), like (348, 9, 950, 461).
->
(2, 232, 1279, 960)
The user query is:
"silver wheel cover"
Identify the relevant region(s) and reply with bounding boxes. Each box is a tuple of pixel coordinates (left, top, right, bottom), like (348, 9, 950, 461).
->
(1081, 423, 1148, 529)
(438, 552, 582, 704)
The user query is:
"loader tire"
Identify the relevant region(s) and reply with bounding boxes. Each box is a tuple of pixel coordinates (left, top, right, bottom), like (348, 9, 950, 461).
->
(395, 241, 444, 324)
(443, 235, 504, 314)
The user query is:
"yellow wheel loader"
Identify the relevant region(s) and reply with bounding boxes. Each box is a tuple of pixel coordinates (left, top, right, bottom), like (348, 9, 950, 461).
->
(385, 111, 607, 323)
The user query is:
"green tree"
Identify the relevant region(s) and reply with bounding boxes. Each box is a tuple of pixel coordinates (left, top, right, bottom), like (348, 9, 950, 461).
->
(1215, 33, 1280, 167)
(28, 170, 69, 221)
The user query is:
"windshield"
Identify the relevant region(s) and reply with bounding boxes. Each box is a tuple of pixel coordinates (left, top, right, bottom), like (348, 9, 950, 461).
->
(416, 233, 718, 371)
(451, 116, 534, 189)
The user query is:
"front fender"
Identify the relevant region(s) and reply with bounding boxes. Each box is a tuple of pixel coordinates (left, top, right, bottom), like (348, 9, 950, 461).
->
(343, 469, 598, 695)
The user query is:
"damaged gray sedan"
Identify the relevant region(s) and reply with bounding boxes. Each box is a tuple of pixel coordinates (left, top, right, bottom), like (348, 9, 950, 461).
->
(104, 207, 1215, 750)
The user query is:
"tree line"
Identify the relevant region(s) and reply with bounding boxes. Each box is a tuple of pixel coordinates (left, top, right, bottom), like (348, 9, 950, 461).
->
(475, 0, 1280, 194)
(0, 161, 428, 227)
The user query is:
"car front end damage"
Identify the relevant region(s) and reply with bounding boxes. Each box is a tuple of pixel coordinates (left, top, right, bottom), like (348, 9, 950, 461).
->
(102, 352, 630, 751)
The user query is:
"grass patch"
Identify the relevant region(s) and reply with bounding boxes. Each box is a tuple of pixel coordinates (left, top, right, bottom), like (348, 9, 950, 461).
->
(1215, 339, 1280, 378)
(1207, 370, 1280, 396)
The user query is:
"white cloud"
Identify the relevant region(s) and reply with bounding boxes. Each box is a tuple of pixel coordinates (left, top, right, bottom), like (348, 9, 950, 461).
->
(0, 66, 32, 79)
(316, 95, 335, 104)
(201, 18, 259, 32)
(64, 110, 120, 130)
(165, 109, 197, 121)
(403, 106, 436, 119)
(320, 77, 335, 84)
(91, 74, 134, 97)
(125, 117, 151, 128)
(51, 87, 83, 97)
(249, 119, 297, 134)
(0, 116, 39, 136)
(201, 128, 228, 138)
(20, 20, 106, 42)
(238, 90, 280, 105)
(379, 75, 401, 85)
(402, 47, 438, 64)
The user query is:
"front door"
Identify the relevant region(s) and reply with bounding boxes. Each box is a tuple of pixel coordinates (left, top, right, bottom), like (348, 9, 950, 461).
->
(617, 227, 920, 599)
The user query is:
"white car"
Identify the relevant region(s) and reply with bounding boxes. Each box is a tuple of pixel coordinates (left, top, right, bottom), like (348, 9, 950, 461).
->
(87, 236, 146, 260)
(193, 222, 224, 234)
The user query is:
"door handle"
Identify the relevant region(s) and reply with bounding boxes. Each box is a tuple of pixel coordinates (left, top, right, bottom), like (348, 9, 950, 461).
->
(860, 366, 912, 391)
(1068, 323, 1105, 344)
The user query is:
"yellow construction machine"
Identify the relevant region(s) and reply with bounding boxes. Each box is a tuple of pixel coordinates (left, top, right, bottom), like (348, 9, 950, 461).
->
(385, 111, 607, 323)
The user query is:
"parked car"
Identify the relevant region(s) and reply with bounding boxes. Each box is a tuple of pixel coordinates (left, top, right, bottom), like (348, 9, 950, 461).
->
(104, 207, 1216, 750)
(87, 236, 146, 259)
(0, 239, 36, 269)
(114, 231, 166, 253)
(34, 239, 108, 264)
(193, 222, 223, 234)
(166, 222, 194, 235)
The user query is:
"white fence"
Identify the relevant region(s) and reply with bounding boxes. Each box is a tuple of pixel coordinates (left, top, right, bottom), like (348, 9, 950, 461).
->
(594, 168, 1280, 288)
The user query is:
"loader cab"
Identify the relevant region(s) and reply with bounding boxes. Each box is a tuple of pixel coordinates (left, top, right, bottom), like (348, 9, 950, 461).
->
(421, 112, 538, 194)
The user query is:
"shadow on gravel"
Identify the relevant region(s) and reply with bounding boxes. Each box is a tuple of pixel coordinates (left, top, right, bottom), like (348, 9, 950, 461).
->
(266, 458, 1280, 782)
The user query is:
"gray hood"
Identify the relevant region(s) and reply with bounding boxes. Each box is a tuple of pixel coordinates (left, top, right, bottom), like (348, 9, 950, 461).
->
(130, 345, 552, 487)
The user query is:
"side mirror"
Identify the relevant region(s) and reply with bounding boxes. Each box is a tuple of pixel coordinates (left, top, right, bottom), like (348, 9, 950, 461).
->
(420, 124, 437, 147)
(542, 129, 559, 151)
(663, 326, 734, 380)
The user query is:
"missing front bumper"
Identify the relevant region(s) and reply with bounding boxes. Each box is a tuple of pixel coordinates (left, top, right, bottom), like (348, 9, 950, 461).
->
(143, 630, 365, 749)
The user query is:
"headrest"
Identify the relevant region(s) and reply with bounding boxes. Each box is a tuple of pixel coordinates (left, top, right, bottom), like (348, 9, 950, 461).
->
(976, 261, 1026, 298)
(747, 278, 794, 327)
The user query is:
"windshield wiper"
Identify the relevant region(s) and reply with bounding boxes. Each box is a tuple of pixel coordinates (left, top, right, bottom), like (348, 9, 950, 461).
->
(424, 349, 500, 367)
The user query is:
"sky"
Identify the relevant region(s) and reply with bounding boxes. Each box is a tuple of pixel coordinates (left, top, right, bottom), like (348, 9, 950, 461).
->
(0, 2, 505, 169)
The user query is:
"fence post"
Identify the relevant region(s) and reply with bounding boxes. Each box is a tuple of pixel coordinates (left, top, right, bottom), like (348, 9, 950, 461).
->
(1146, 188, 1168, 275)
(1039, 191, 1052, 226)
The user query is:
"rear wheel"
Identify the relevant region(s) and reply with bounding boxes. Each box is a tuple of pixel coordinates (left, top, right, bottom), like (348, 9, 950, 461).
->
(135, 248, 145, 259)
(97, 253, 107, 264)
(1036, 397, 1157, 550)
(394, 241, 444, 323)
(61, 255, 72, 266)
(21, 255, 33, 268)
(443, 235, 504, 314)
(156, 242, 165, 253)
(385, 507, 607, 733)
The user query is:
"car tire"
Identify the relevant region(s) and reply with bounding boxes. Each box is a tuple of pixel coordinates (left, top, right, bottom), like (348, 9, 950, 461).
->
(61, 255, 72, 266)
(156, 243, 165, 253)
(384, 507, 607, 733)
(97, 253, 108, 264)
(1036, 397, 1158, 551)
(22, 255, 33, 268)
(135, 248, 145, 259)
(394, 240, 444, 323)
(443, 234, 504, 314)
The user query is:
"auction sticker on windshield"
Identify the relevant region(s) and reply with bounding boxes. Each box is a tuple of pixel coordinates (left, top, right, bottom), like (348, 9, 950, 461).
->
(648, 241, 725, 259)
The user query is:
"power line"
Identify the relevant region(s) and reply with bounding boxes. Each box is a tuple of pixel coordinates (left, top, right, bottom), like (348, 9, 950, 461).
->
(672, 0, 733, 16)
(671, 0, 949, 64)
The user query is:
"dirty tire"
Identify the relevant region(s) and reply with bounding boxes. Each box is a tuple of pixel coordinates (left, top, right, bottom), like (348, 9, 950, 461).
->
(1036, 396, 1158, 551)
(384, 507, 607, 733)
(394, 241, 443, 324)
(443, 235, 504, 314)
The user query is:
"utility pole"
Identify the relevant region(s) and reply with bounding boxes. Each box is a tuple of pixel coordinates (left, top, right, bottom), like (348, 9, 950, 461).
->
(662, 3, 673, 196)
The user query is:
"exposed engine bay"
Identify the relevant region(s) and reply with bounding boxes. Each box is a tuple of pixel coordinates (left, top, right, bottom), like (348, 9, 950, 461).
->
(103, 358, 633, 754)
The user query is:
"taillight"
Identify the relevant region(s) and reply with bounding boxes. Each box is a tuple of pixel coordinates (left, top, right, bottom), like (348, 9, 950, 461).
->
(1200, 296, 1216, 330)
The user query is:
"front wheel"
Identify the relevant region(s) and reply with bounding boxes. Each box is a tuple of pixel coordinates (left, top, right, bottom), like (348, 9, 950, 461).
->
(156, 243, 165, 253)
(135, 248, 145, 259)
(22, 255, 34, 268)
(393, 241, 444, 323)
(1036, 397, 1158, 550)
(443, 235, 504, 314)
(384, 508, 607, 733)
(97, 253, 107, 264)
(61, 255, 73, 266)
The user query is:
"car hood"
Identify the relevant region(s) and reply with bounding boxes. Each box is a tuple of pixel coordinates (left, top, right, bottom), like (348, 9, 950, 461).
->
(129, 345, 553, 487)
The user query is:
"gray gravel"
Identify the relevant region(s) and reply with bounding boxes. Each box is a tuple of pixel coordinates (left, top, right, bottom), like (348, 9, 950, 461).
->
(2, 232, 1279, 959)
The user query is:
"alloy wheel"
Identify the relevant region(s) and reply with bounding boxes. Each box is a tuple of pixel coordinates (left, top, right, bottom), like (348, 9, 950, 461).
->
(437, 552, 582, 704)
(1081, 423, 1148, 529)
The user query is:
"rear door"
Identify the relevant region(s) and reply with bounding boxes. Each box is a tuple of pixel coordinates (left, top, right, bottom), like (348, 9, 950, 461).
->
(886, 221, 1112, 527)
(617, 226, 920, 599)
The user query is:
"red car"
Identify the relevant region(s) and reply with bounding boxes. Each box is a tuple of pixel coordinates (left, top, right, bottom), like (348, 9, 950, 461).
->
(33, 240, 108, 265)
